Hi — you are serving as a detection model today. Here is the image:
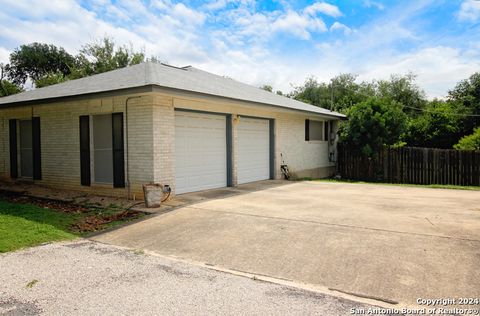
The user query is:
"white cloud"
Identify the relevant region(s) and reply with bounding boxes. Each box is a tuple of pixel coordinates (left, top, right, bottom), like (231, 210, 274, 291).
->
(204, 0, 227, 11)
(151, 0, 171, 11)
(363, 0, 385, 10)
(359, 46, 480, 98)
(0, 0, 476, 100)
(304, 2, 342, 18)
(298, 1, 480, 98)
(0, 0, 209, 66)
(330, 22, 352, 35)
(457, 0, 480, 21)
(172, 3, 206, 25)
(272, 11, 327, 39)
(0, 47, 10, 65)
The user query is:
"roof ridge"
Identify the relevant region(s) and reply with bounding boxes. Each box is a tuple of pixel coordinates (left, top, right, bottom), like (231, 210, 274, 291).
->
(159, 63, 189, 70)
(0, 62, 345, 118)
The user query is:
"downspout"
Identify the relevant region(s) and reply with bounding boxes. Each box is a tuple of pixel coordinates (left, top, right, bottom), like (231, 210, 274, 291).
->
(125, 96, 142, 200)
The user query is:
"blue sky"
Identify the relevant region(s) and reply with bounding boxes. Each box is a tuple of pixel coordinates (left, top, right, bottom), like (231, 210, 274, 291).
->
(1, 0, 479, 98)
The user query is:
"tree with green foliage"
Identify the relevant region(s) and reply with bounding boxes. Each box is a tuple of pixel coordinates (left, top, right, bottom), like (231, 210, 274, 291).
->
(291, 76, 330, 108)
(0, 64, 22, 96)
(376, 73, 426, 115)
(73, 37, 145, 78)
(291, 73, 424, 114)
(339, 97, 407, 156)
(405, 100, 462, 149)
(5, 43, 76, 85)
(260, 84, 273, 92)
(3, 37, 146, 91)
(0, 79, 22, 96)
(454, 127, 480, 150)
(34, 72, 68, 88)
(447, 72, 480, 136)
(330, 74, 376, 112)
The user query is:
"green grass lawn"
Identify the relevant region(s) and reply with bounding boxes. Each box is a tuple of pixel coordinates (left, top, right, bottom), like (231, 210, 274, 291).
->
(0, 200, 80, 253)
(0, 199, 143, 253)
(312, 178, 480, 191)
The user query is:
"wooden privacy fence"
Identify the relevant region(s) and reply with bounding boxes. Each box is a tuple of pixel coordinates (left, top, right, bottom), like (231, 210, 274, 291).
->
(337, 145, 480, 186)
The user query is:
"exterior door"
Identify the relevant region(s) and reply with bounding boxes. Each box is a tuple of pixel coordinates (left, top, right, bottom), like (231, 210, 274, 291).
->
(175, 111, 227, 194)
(237, 117, 270, 184)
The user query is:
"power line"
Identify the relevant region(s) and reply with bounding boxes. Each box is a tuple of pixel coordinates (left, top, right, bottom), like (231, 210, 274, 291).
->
(402, 105, 480, 117)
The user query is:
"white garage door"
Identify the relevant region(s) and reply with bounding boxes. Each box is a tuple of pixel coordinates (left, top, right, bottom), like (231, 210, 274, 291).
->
(237, 117, 270, 184)
(175, 111, 227, 194)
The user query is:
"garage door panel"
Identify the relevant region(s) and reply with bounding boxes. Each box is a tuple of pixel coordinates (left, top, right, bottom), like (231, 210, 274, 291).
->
(237, 118, 270, 184)
(175, 112, 227, 194)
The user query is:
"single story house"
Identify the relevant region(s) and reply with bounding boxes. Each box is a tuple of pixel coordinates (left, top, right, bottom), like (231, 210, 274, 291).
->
(0, 62, 345, 198)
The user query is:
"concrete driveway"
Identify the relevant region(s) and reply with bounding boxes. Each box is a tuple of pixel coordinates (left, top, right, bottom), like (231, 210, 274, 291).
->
(93, 181, 480, 306)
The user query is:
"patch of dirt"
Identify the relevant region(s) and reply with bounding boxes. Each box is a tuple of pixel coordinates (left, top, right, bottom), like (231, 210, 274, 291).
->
(0, 189, 144, 233)
(70, 210, 142, 232)
(0, 190, 88, 213)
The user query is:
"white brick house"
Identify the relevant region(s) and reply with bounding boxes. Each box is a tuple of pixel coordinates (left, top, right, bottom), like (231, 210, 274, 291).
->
(0, 62, 345, 198)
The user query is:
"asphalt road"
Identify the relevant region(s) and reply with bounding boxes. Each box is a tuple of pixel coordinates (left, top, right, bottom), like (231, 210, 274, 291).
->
(0, 240, 400, 316)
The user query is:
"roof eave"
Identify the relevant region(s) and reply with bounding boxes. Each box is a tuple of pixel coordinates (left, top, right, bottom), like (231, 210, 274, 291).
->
(0, 83, 346, 120)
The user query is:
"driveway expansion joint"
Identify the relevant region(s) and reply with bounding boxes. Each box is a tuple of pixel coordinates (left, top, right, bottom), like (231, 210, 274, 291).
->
(189, 206, 480, 243)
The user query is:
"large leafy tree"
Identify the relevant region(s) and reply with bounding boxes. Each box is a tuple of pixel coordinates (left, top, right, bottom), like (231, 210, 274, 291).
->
(291, 76, 330, 108)
(73, 37, 145, 78)
(0, 79, 22, 97)
(447, 72, 480, 136)
(330, 74, 377, 112)
(291, 75, 369, 111)
(339, 97, 407, 156)
(376, 73, 427, 115)
(6, 43, 76, 85)
(0, 64, 22, 96)
(34, 72, 68, 88)
(405, 100, 461, 149)
(3, 38, 146, 91)
(291, 73, 426, 114)
(260, 84, 273, 92)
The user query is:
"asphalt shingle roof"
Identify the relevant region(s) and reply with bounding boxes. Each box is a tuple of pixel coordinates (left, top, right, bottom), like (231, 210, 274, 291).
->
(0, 62, 345, 118)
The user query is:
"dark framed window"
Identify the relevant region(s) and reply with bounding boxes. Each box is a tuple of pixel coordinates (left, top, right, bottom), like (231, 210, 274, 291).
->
(87, 113, 125, 188)
(305, 119, 324, 141)
(324, 121, 330, 142)
(10, 118, 42, 180)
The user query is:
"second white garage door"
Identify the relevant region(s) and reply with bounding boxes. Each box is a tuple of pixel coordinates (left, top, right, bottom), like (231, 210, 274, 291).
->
(175, 111, 227, 194)
(237, 117, 270, 184)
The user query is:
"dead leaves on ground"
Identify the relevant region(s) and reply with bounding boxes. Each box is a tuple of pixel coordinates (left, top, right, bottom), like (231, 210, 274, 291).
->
(69, 210, 141, 233)
(0, 190, 143, 233)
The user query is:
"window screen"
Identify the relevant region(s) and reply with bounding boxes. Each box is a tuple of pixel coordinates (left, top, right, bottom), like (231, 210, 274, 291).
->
(20, 120, 33, 177)
(93, 115, 113, 184)
(307, 120, 324, 141)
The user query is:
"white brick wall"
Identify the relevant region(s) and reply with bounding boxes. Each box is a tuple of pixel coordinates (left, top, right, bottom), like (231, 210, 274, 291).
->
(152, 95, 175, 192)
(0, 90, 339, 198)
(0, 93, 157, 198)
(169, 92, 337, 182)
